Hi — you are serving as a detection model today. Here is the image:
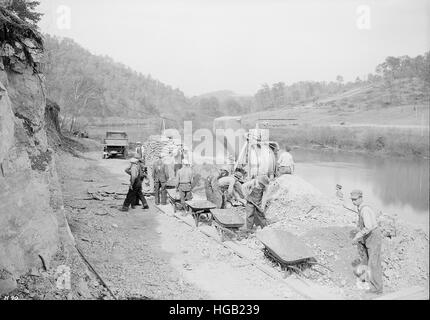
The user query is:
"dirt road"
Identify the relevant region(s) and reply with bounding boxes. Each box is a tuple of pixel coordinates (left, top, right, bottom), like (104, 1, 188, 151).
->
(58, 151, 301, 299)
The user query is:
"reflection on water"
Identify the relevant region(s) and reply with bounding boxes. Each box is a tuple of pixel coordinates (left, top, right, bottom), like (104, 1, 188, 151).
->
(293, 149, 429, 229)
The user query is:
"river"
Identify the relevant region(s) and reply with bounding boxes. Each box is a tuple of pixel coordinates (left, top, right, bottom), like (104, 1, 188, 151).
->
(292, 148, 429, 231)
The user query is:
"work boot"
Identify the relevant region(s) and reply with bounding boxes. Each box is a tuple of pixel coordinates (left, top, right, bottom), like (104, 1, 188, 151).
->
(119, 206, 129, 212)
(142, 205, 149, 210)
(131, 205, 136, 209)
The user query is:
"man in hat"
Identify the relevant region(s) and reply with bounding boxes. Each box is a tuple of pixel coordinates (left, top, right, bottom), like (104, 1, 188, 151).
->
(217, 171, 245, 208)
(135, 142, 145, 161)
(336, 184, 344, 200)
(276, 145, 295, 177)
(153, 158, 169, 205)
(242, 175, 272, 230)
(176, 159, 194, 210)
(120, 157, 141, 212)
(350, 189, 383, 294)
(205, 165, 230, 208)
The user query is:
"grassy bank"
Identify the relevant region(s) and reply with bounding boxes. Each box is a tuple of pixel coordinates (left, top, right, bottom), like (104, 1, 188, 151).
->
(272, 125, 429, 158)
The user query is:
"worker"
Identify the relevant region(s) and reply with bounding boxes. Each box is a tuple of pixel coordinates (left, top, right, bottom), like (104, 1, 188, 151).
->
(350, 189, 383, 294)
(242, 175, 272, 231)
(153, 158, 169, 205)
(217, 171, 246, 208)
(276, 145, 295, 176)
(336, 184, 344, 200)
(135, 142, 145, 161)
(176, 159, 194, 210)
(133, 161, 150, 209)
(120, 157, 140, 212)
(124, 158, 149, 209)
(173, 144, 184, 175)
(205, 165, 230, 208)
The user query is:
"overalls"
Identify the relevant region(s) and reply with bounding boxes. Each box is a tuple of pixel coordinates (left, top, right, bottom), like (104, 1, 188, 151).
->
(245, 183, 267, 229)
(357, 205, 383, 293)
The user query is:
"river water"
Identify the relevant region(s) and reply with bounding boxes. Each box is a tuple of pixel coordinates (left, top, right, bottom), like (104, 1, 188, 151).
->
(292, 149, 429, 231)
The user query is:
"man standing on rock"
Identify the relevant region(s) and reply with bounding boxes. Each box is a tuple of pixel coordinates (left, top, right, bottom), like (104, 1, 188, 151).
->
(153, 158, 169, 205)
(176, 159, 194, 210)
(350, 189, 383, 294)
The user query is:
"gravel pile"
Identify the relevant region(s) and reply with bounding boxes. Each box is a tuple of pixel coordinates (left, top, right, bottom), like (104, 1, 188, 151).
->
(246, 174, 429, 296)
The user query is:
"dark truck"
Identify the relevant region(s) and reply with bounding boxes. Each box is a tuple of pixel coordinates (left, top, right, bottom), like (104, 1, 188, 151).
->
(103, 131, 129, 159)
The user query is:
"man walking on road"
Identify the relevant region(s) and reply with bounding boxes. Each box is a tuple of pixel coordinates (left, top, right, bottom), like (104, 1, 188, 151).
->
(276, 145, 295, 176)
(176, 159, 194, 210)
(350, 189, 383, 294)
(120, 158, 140, 212)
(153, 158, 169, 205)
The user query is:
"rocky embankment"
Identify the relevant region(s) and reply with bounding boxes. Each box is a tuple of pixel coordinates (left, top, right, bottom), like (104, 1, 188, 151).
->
(0, 8, 78, 297)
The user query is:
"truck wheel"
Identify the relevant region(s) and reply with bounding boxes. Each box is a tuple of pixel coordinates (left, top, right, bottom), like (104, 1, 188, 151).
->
(103, 154, 106, 159)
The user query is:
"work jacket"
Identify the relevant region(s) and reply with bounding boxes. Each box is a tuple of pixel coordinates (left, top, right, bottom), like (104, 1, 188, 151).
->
(153, 163, 169, 183)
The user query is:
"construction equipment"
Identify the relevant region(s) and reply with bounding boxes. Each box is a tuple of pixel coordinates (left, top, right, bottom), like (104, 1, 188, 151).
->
(257, 229, 332, 278)
(103, 131, 129, 159)
(184, 200, 217, 227)
(211, 208, 246, 242)
(234, 124, 279, 179)
(167, 189, 184, 213)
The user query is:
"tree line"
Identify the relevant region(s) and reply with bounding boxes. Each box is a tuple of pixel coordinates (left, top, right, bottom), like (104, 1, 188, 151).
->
(253, 52, 430, 111)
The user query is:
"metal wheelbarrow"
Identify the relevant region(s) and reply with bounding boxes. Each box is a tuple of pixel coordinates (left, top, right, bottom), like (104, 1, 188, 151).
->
(184, 200, 217, 227)
(167, 189, 182, 213)
(257, 229, 332, 278)
(210, 208, 246, 242)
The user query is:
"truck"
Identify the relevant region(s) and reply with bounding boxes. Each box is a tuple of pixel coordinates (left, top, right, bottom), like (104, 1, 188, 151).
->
(103, 131, 129, 159)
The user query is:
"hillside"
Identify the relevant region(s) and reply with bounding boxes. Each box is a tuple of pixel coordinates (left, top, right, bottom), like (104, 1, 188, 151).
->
(42, 35, 192, 131)
(242, 77, 429, 157)
(243, 77, 429, 127)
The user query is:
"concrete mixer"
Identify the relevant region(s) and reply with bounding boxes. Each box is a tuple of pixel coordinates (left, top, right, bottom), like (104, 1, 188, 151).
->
(234, 125, 279, 179)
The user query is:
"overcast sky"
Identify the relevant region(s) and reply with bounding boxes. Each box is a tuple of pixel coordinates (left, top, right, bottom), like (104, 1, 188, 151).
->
(38, 0, 430, 96)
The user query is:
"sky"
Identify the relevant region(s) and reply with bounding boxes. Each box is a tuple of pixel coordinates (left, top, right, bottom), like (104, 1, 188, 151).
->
(37, 0, 430, 96)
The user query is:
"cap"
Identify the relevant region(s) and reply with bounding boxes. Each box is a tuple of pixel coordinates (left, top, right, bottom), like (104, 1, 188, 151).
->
(136, 141, 142, 144)
(350, 189, 363, 200)
(257, 175, 270, 187)
(130, 158, 139, 163)
(336, 184, 342, 189)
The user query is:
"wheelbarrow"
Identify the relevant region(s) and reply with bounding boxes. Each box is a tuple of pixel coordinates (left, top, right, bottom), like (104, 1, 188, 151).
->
(184, 200, 217, 227)
(257, 229, 332, 278)
(167, 189, 182, 213)
(210, 208, 246, 242)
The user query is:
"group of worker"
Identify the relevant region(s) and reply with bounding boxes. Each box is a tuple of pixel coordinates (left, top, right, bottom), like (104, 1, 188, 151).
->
(120, 141, 383, 295)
